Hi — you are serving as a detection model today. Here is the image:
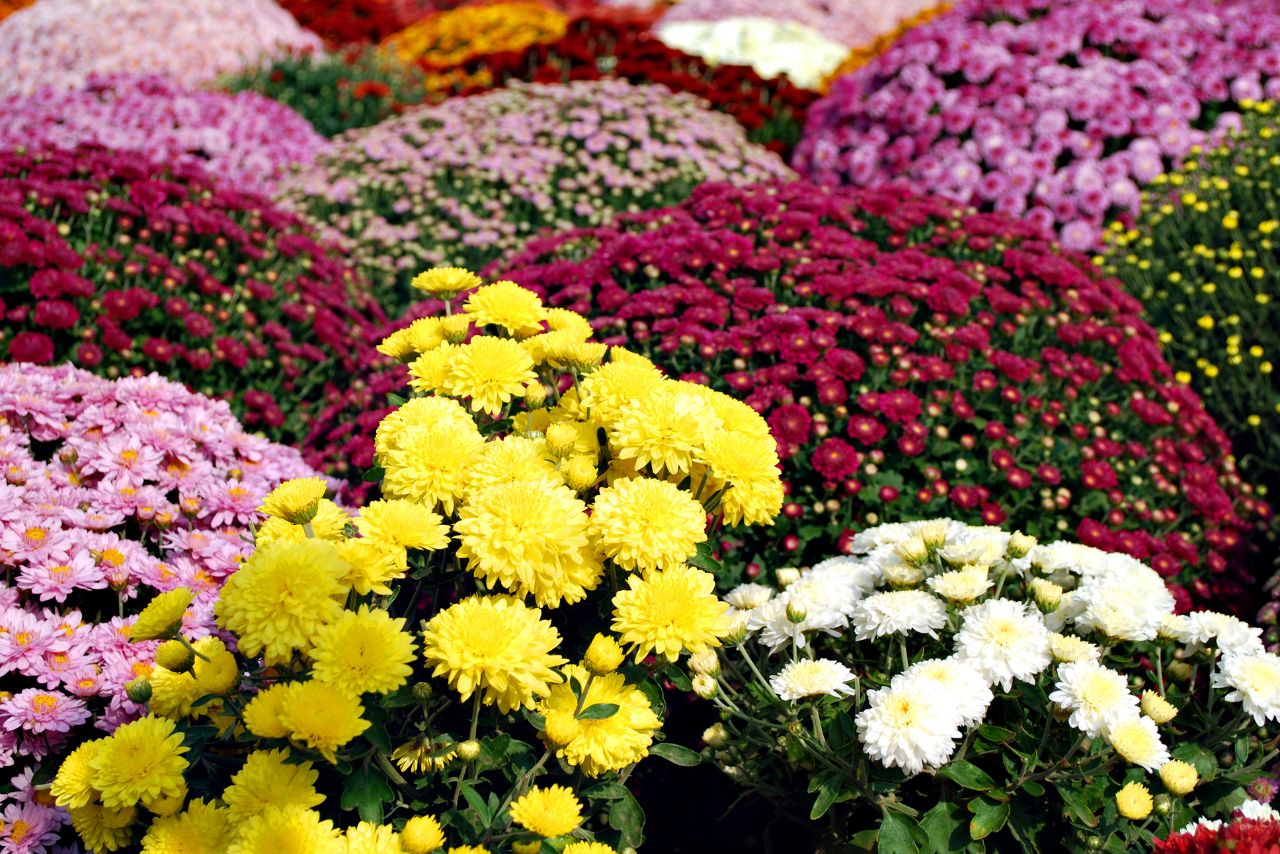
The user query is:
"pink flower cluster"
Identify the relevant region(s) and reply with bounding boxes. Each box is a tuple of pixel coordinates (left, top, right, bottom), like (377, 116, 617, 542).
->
(0, 363, 316, 848)
(0, 0, 322, 97)
(657, 0, 943, 48)
(0, 75, 328, 196)
(794, 0, 1280, 251)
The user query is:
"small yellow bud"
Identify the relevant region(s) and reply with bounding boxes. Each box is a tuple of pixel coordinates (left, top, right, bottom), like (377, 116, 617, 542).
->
(456, 740, 481, 762)
(154, 639, 194, 673)
(564, 455, 598, 492)
(1159, 760, 1199, 796)
(1141, 690, 1178, 724)
(688, 650, 720, 677)
(692, 673, 718, 699)
(545, 422, 579, 459)
(785, 601, 808, 623)
(523, 382, 547, 408)
(703, 723, 729, 748)
(1116, 781, 1153, 820)
(1030, 578, 1063, 613)
(584, 633, 625, 675)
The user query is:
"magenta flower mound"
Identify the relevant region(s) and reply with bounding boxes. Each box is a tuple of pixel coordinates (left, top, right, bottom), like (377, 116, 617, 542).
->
(0, 0, 321, 97)
(496, 180, 1271, 614)
(0, 362, 316, 845)
(794, 0, 1280, 251)
(0, 75, 329, 196)
(279, 78, 793, 311)
(658, 0, 943, 48)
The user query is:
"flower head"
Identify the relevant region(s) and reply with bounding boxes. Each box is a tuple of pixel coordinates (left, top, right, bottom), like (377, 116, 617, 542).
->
(1213, 651, 1280, 725)
(258, 477, 328, 525)
(90, 715, 189, 809)
(608, 382, 720, 475)
(589, 478, 708, 573)
(1105, 714, 1170, 771)
(141, 799, 232, 854)
(356, 499, 450, 554)
(278, 680, 370, 763)
(401, 815, 445, 854)
(1049, 662, 1139, 737)
(381, 421, 486, 514)
(1116, 781, 1153, 820)
(227, 805, 343, 854)
(464, 280, 546, 335)
(509, 784, 582, 838)
(129, 587, 192, 641)
(222, 749, 323, 823)
(856, 678, 959, 776)
(310, 606, 417, 696)
(540, 664, 660, 776)
(412, 267, 482, 298)
(1160, 759, 1199, 796)
(769, 658, 856, 701)
(442, 337, 538, 416)
(851, 590, 947, 641)
(953, 598, 1052, 691)
(611, 565, 730, 662)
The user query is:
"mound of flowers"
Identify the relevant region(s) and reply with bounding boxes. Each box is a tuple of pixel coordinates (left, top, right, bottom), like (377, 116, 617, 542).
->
(53, 275, 782, 853)
(653, 17, 847, 91)
(279, 79, 792, 312)
(278, 0, 426, 45)
(1156, 800, 1280, 852)
(0, 0, 32, 24)
(0, 0, 322, 98)
(0, 363, 317, 849)
(694, 519, 1280, 851)
(382, 1, 568, 68)
(497, 180, 1270, 612)
(0, 145, 385, 470)
(0, 74, 328, 196)
(657, 0, 946, 49)
(794, 0, 1280, 252)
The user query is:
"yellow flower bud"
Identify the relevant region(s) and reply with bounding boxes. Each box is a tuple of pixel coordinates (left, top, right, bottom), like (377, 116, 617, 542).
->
(703, 723, 729, 748)
(1116, 781, 1153, 820)
(154, 639, 194, 673)
(545, 422, 579, 459)
(456, 740, 481, 762)
(688, 649, 720, 677)
(401, 815, 446, 854)
(1141, 690, 1178, 724)
(583, 633, 625, 675)
(692, 673, 718, 699)
(564, 455, 598, 492)
(524, 382, 548, 408)
(1159, 760, 1199, 796)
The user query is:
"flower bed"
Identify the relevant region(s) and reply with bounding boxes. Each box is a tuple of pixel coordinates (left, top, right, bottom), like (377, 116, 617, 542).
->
(696, 519, 1280, 851)
(1156, 800, 1280, 852)
(0, 0, 321, 97)
(0, 74, 328, 196)
(657, 0, 945, 48)
(0, 145, 385, 473)
(794, 0, 1280, 252)
(382, 1, 568, 68)
(0, 362, 316, 849)
(278, 0, 426, 45)
(654, 17, 847, 91)
(278, 79, 792, 312)
(497, 180, 1270, 612)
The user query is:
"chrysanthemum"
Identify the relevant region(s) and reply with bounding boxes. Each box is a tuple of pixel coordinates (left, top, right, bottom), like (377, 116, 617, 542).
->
(851, 591, 947, 641)
(356, 500, 450, 555)
(222, 749, 322, 823)
(310, 606, 416, 696)
(578, 361, 666, 426)
(856, 679, 960, 776)
(455, 482, 602, 607)
(691, 386, 774, 442)
(464, 280, 546, 335)
(226, 806, 344, 854)
(344, 822, 402, 854)
(1072, 556, 1174, 642)
(1212, 651, 1280, 724)
(697, 429, 783, 526)
(0, 687, 90, 733)
(90, 715, 189, 809)
(509, 784, 582, 837)
(1183, 611, 1266, 657)
(589, 478, 707, 573)
(895, 658, 993, 728)
(724, 583, 774, 610)
(258, 477, 328, 525)
(381, 422, 486, 514)
(278, 680, 370, 764)
(242, 683, 292, 739)
(1141, 690, 1179, 725)
(540, 664, 660, 776)
(769, 659, 857, 701)
(408, 342, 458, 394)
(421, 596, 567, 712)
(256, 499, 352, 546)
(190, 635, 240, 697)
(953, 598, 1052, 690)
(403, 316, 447, 354)
(1115, 781, 1153, 820)
(441, 337, 538, 416)
(149, 666, 202, 719)
(562, 845, 617, 854)
(609, 383, 721, 475)
(1049, 633, 1101, 664)
(926, 567, 993, 603)
(215, 539, 347, 663)
(336, 538, 405, 596)
(68, 803, 136, 853)
(374, 396, 476, 460)
(1104, 714, 1170, 771)
(128, 587, 192, 641)
(400, 815, 445, 854)
(52, 739, 101, 809)
(611, 565, 730, 662)
(462, 435, 562, 495)
(1049, 662, 1140, 737)
(141, 799, 231, 854)
(411, 267, 482, 297)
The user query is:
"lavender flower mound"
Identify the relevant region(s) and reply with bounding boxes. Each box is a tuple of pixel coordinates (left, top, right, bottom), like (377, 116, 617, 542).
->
(278, 78, 794, 311)
(794, 0, 1280, 251)
(0, 0, 321, 97)
(0, 75, 328, 195)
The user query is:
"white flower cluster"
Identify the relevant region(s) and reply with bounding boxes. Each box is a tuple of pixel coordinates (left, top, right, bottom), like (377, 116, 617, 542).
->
(1178, 798, 1280, 836)
(723, 519, 1280, 778)
(654, 17, 849, 90)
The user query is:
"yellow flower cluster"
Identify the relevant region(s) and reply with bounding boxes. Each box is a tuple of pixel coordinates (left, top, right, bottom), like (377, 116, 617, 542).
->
(820, 3, 954, 93)
(383, 2, 568, 69)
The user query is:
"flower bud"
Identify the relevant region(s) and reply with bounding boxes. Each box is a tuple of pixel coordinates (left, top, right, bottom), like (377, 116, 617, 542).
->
(543, 709, 581, 747)
(775, 567, 800, 588)
(1007, 531, 1037, 559)
(456, 740, 481, 762)
(126, 677, 153, 704)
(894, 536, 929, 567)
(1165, 661, 1193, 683)
(692, 673, 718, 699)
(702, 723, 728, 748)
(154, 639, 194, 673)
(438, 314, 471, 344)
(1115, 781, 1153, 820)
(785, 600, 807, 624)
(882, 562, 924, 588)
(1141, 690, 1178, 724)
(1159, 760, 1198, 796)
(688, 649, 720, 677)
(584, 633, 625, 675)
(512, 842, 541, 854)
(1154, 793, 1173, 815)
(524, 382, 547, 409)
(565, 455, 598, 492)
(545, 422, 578, 459)
(411, 682, 434, 704)
(721, 611, 749, 646)
(401, 815, 446, 854)
(1030, 578, 1063, 613)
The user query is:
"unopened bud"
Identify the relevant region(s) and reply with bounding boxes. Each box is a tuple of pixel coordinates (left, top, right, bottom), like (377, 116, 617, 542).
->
(1141, 690, 1178, 724)
(894, 536, 929, 567)
(411, 682, 434, 704)
(1007, 531, 1037, 559)
(785, 601, 807, 624)
(692, 673, 718, 699)
(565, 455, 598, 492)
(154, 639, 194, 672)
(688, 650, 720, 677)
(126, 678, 153, 704)
(775, 567, 800, 588)
(1030, 578, 1063, 613)
(584, 633, 624, 675)
(722, 611, 749, 646)
(524, 382, 547, 408)
(545, 422, 578, 459)
(457, 740, 481, 762)
(702, 723, 728, 748)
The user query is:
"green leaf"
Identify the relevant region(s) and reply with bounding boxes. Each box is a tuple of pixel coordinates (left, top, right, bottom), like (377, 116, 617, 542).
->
(362, 465, 385, 483)
(977, 725, 1015, 743)
(635, 677, 667, 718)
(1055, 785, 1098, 828)
(810, 783, 839, 820)
(581, 783, 630, 801)
(849, 829, 878, 851)
(386, 393, 406, 407)
(967, 798, 1009, 841)
(920, 801, 966, 852)
(578, 703, 620, 721)
(607, 791, 645, 850)
(459, 783, 492, 826)
(660, 664, 692, 692)
(340, 765, 393, 823)
(688, 541, 722, 574)
(877, 810, 919, 854)
(937, 760, 996, 791)
(1172, 743, 1217, 782)
(1020, 780, 1045, 798)
(649, 743, 701, 767)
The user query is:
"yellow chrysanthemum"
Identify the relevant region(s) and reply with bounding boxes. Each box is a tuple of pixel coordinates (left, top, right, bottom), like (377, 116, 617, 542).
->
(685, 385, 774, 442)
(242, 683, 292, 739)
(140, 799, 231, 854)
(381, 422, 486, 514)
(310, 606, 417, 696)
(215, 539, 348, 663)
(258, 477, 328, 525)
(377, 327, 417, 362)
(191, 636, 239, 696)
(697, 431, 783, 526)
(540, 665, 660, 776)
(401, 815, 446, 854)
(611, 565, 730, 662)
(1115, 781, 1153, 820)
(583, 633, 625, 675)
(455, 482, 602, 607)
(563, 844, 617, 854)
(408, 342, 457, 394)
(421, 596, 567, 713)
(148, 666, 201, 719)
(608, 346, 653, 369)
(461, 435, 563, 496)
(391, 737, 455, 775)
(90, 715, 189, 809)
(68, 804, 136, 853)
(356, 499, 450, 554)
(1160, 759, 1199, 796)
(589, 478, 707, 573)
(336, 538, 406, 596)
(509, 784, 582, 837)
(375, 396, 476, 460)
(227, 806, 344, 854)
(278, 681, 370, 764)
(128, 588, 192, 642)
(441, 336, 538, 416)
(578, 361, 666, 426)
(52, 739, 102, 809)
(542, 336, 607, 371)
(222, 749, 323, 823)
(410, 267, 482, 297)
(255, 499, 351, 546)
(544, 307, 593, 337)
(464, 280, 546, 334)
(403, 316, 447, 353)
(609, 383, 722, 475)
(345, 822, 403, 854)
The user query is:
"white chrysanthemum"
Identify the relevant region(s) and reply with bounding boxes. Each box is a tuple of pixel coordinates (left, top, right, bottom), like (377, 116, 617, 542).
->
(1104, 714, 1170, 771)
(1049, 662, 1140, 737)
(926, 567, 992, 603)
(1049, 633, 1101, 664)
(724, 583, 774, 610)
(1072, 556, 1173, 642)
(855, 679, 960, 776)
(1177, 817, 1224, 836)
(895, 658, 993, 728)
(1030, 541, 1110, 575)
(808, 556, 882, 598)
(1212, 652, 1280, 725)
(847, 519, 967, 555)
(1159, 613, 1192, 642)
(953, 598, 1052, 691)
(938, 530, 1008, 568)
(746, 596, 844, 652)
(1183, 611, 1265, 657)
(1237, 800, 1280, 822)
(787, 570, 862, 620)
(851, 591, 947, 641)
(769, 659, 857, 702)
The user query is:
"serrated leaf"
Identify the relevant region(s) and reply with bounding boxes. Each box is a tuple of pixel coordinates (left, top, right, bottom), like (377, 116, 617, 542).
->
(579, 703, 620, 721)
(1055, 785, 1098, 828)
(340, 765, 392, 823)
(938, 760, 996, 791)
(920, 801, 966, 852)
(650, 742, 700, 767)
(877, 810, 919, 854)
(967, 798, 1009, 840)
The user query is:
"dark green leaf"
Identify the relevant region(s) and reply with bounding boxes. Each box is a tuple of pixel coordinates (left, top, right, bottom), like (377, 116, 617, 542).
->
(363, 723, 392, 754)
(661, 664, 692, 692)
(938, 760, 996, 791)
(977, 725, 1015, 743)
(810, 784, 839, 820)
(340, 765, 393, 823)
(688, 541, 722, 574)
(362, 465, 385, 483)
(967, 798, 1009, 840)
(877, 810, 919, 854)
(386, 393, 405, 407)
(1055, 785, 1098, 828)
(459, 783, 492, 826)
(650, 742, 701, 767)
(635, 677, 667, 718)
(850, 829, 878, 851)
(920, 801, 966, 852)
(1020, 780, 1045, 798)
(581, 783, 630, 801)
(579, 703, 620, 721)
(607, 791, 645, 850)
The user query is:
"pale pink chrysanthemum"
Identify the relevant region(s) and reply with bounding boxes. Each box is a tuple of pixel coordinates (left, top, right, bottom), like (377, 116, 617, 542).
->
(16, 553, 104, 604)
(0, 689, 91, 735)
